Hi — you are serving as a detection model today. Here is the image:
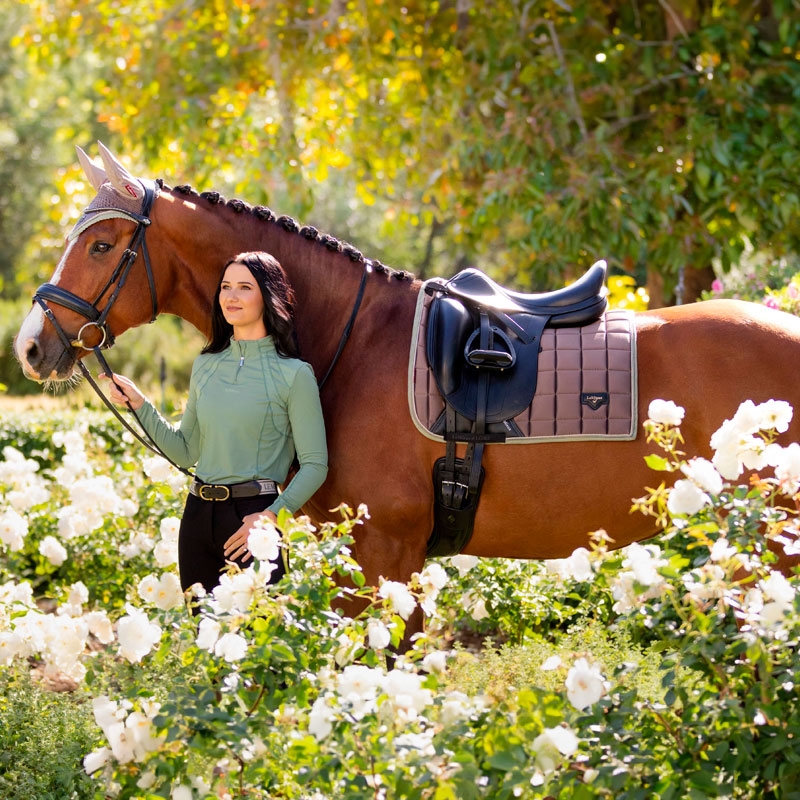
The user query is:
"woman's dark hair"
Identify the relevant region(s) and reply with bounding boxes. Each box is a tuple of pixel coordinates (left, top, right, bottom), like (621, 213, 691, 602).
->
(202, 251, 300, 358)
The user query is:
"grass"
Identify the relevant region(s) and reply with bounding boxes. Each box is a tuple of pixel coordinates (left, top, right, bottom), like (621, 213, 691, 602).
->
(0, 665, 100, 800)
(448, 619, 667, 703)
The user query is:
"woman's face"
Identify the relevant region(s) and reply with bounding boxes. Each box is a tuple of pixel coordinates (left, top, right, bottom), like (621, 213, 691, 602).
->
(219, 262, 266, 336)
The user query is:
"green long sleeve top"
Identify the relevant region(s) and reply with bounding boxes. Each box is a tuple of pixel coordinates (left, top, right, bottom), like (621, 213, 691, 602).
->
(136, 336, 328, 516)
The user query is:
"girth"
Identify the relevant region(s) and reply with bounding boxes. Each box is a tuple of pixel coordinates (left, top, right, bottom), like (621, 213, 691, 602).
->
(424, 260, 609, 557)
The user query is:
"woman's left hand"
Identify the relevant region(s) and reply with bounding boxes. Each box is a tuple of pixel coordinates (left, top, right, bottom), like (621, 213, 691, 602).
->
(223, 510, 278, 563)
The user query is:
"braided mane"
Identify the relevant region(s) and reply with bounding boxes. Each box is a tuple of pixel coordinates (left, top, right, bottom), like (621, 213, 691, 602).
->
(165, 180, 415, 282)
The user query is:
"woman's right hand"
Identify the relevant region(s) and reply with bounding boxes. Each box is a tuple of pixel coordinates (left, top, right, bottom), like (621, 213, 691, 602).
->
(99, 373, 146, 411)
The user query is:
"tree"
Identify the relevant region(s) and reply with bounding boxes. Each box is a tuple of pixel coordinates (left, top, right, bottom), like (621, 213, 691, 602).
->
(1, 5, 110, 297)
(0, 5, 66, 298)
(13, 0, 800, 303)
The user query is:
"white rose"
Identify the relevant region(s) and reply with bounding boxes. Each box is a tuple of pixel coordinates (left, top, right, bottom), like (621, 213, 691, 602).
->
(565, 658, 607, 710)
(378, 580, 417, 620)
(117, 607, 162, 663)
(39, 535, 68, 567)
(667, 479, 709, 517)
(647, 399, 685, 426)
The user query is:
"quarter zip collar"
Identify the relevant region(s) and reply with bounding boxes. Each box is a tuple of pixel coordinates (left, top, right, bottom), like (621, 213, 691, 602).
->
(235, 339, 245, 381)
(230, 335, 275, 382)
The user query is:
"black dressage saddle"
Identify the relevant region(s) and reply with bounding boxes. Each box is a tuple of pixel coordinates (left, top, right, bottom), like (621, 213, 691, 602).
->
(424, 260, 608, 557)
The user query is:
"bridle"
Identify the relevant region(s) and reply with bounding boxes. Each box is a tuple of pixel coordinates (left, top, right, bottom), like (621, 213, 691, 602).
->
(35, 179, 160, 352)
(30, 179, 187, 469)
(32, 178, 367, 473)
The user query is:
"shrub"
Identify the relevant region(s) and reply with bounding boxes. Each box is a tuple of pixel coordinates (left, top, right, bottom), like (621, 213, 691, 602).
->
(0, 664, 99, 800)
(1, 399, 800, 797)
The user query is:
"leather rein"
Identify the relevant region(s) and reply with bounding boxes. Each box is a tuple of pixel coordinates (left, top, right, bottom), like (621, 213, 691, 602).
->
(33, 180, 367, 475)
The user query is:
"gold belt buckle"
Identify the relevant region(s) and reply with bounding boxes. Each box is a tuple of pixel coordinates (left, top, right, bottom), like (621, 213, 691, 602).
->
(198, 483, 230, 501)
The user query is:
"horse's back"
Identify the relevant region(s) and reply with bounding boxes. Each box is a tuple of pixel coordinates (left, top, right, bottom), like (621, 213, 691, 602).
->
(636, 299, 800, 407)
(638, 297, 800, 334)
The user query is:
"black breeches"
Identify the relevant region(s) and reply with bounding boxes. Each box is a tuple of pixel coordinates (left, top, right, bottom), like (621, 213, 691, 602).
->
(178, 492, 284, 595)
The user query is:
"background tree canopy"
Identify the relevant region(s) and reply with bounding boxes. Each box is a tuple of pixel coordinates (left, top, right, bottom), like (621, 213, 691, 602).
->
(5, 0, 800, 305)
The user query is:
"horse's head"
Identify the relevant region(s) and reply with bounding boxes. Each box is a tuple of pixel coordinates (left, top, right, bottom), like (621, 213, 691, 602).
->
(14, 143, 161, 383)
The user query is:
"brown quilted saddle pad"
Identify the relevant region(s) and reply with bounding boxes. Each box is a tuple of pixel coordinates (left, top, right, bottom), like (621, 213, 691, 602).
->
(408, 286, 638, 442)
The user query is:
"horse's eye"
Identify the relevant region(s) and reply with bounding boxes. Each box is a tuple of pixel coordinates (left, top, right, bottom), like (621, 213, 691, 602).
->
(91, 242, 113, 255)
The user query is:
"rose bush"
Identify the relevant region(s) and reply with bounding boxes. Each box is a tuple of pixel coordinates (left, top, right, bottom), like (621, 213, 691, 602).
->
(1, 401, 800, 798)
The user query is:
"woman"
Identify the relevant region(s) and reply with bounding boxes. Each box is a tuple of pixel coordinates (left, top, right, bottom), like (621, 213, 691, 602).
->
(102, 251, 328, 595)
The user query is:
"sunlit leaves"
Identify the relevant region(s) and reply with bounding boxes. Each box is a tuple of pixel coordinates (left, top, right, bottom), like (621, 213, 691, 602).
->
(10, 0, 800, 295)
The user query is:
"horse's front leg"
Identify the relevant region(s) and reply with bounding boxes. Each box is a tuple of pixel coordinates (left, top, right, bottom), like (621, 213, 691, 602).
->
(351, 519, 429, 650)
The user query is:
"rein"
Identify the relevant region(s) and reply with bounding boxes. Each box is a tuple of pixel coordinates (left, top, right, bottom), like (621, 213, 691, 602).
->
(34, 180, 369, 473)
(318, 261, 369, 390)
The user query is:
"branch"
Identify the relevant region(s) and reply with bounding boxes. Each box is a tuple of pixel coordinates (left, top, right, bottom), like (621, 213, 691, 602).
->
(658, 0, 691, 39)
(600, 112, 655, 137)
(545, 19, 588, 143)
(632, 70, 694, 96)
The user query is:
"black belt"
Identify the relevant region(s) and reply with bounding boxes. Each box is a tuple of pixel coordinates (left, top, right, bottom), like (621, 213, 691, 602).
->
(189, 478, 278, 502)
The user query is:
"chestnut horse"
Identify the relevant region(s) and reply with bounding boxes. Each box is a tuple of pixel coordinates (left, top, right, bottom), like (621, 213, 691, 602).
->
(14, 144, 800, 627)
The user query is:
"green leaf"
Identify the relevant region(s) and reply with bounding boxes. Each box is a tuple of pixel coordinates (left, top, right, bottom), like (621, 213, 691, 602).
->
(645, 454, 671, 471)
(695, 162, 711, 188)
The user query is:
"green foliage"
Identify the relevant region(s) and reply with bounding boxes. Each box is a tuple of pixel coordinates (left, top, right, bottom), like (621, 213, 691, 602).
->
(448, 621, 665, 704)
(3, 403, 800, 797)
(7, 0, 800, 300)
(0, 665, 99, 799)
(0, 4, 106, 298)
(0, 299, 33, 395)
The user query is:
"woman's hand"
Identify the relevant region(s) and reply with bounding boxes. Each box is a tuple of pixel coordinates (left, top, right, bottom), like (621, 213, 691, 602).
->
(224, 510, 278, 563)
(99, 372, 146, 410)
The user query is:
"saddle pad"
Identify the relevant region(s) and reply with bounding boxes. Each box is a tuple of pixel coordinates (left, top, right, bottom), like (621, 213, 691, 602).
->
(408, 285, 638, 443)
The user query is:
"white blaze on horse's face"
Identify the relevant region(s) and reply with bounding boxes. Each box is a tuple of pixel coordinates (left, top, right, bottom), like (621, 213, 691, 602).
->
(14, 239, 77, 381)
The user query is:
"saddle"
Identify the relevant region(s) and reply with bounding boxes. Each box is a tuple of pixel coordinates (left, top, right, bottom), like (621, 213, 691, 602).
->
(424, 260, 608, 557)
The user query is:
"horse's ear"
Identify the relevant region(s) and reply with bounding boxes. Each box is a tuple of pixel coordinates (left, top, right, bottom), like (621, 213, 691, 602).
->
(96, 141, 144, 202)
(76, 146, 108, 191)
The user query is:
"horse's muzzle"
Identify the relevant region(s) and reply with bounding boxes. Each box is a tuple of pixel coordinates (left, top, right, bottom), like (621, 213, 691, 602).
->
(14, 330, 77, 383)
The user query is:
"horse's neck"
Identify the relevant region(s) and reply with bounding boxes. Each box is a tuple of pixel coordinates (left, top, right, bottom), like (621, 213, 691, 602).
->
(155, 191, 413, 376)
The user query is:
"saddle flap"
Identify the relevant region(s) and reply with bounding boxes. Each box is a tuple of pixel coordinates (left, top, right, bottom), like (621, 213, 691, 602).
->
(426, 296, 473, 398)
(426, 294, 548, 423)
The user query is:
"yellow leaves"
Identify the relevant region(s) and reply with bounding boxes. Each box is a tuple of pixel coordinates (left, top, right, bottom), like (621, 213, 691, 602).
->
(327, 149, 351, 169)
(607, 275, 649, 311)
(263, 119, 280, 137)
(311, 161, 329, 182)
(325, 28, 353, 46)
(298, 133, 352, 184)
(209, 87, 249, 119)
(333, 52, 352, 72)
(355, 182, 377, 206)
(97, 111, 126, 134)
(305, 150, 351, 183)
